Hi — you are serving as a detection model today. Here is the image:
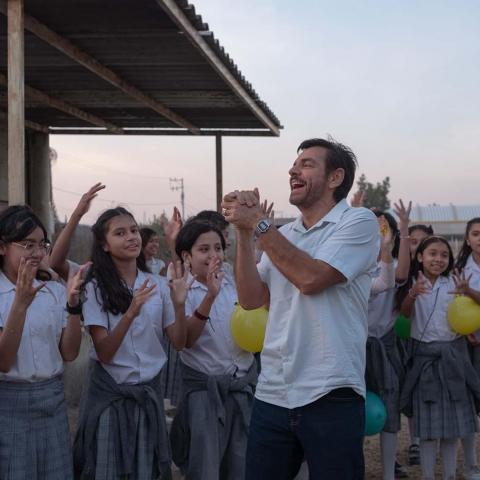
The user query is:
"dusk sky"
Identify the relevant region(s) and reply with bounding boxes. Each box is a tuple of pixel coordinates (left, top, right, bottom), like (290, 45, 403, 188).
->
(51, 0, 480, 225)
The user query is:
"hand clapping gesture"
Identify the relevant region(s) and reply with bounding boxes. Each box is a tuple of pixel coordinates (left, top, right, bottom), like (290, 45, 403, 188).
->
(66, 262, 91, 308)
(73, 183, 105, 219)
(410, 271, 431, 298)
(206, 257, 225, 298)
(14, 258, 45, 308)
(393, 199, 412, 234)
(125, 280, 156, 319)
(168, 261, 195, 306)
(449, 268, 473, 296)
(164, 207, 183, 246)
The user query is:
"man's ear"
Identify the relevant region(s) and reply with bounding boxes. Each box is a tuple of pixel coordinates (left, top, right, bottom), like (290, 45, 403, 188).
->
(328, 168, 345, 190)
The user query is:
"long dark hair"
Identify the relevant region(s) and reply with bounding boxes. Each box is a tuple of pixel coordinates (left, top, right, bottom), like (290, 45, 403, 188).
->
(0, 205, 51, 281)
(88, 207, 147, 315)
(396, 236, 454, 309)
(175, 221, 226, 262)
(456, 218, 480, 270)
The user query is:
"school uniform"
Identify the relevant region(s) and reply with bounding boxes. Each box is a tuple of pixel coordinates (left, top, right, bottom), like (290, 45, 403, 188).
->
(0, 271, 73, 480)
(400, 275, 480, 440)
(147, 257, 165, 276)
(73, 271, 174, 480)
(170, 275, 257, 480)
(366, 261, 405, 433)
(464, 255, 480, 371)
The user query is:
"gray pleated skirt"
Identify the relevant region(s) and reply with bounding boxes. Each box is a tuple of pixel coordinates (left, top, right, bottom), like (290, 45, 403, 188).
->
(0, 376, 73, 480)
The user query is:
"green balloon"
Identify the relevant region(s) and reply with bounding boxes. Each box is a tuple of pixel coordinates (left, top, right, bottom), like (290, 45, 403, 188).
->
(394, 314, 411, 339)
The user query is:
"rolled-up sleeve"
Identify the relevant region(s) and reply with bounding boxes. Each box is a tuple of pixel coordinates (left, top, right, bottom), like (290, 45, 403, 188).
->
(314, 209, 379, 282)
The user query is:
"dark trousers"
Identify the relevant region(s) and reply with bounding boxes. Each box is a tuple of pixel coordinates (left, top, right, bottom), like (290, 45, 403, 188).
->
(245, 389, 365, 480)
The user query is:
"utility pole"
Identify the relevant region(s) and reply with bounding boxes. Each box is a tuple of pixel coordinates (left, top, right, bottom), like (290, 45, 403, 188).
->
(170, 177, 185, 219)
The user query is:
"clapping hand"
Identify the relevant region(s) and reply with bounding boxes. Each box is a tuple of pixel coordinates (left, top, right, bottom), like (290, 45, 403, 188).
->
(168, 260, 195, 306)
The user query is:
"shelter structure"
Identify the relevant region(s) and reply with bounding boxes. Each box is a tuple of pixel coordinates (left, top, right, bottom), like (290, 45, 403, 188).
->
(0, 0, 282, 232)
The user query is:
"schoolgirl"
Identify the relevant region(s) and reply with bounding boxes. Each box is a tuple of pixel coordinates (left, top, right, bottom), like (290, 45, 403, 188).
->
(455, 218, 480, 480)
(0, 205, 85, 479)
(365, 201, 411, 480)
(403, 223, 434, 464)
(140, 227, 166, 276)
(170, 221, 257, 480)
(73, 207, 190, 479)
(399, 236, 480, 480)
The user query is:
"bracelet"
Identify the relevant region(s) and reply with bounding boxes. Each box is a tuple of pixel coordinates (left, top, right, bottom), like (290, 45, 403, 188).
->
(65, 302, 82, 315)
(193, 309, 209, 321)
(400, 235, 410, 239)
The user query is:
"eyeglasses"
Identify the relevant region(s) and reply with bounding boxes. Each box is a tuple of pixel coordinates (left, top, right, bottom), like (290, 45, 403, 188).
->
(11, 241, 52, 255)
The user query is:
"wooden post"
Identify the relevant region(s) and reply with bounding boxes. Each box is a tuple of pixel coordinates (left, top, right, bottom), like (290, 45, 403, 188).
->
(216, 134, 223, 212)
(7, 0, 25, 204)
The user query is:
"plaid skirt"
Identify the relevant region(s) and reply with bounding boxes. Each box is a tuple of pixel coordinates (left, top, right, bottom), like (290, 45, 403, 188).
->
(366, 331, 404, 433)
(0, 376, 73, 480)
(92, 404, 171, 480)
(401, 338, 480, 440)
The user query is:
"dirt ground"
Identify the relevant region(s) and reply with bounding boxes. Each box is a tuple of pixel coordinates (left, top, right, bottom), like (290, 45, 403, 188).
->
(69, 407, 474, 479)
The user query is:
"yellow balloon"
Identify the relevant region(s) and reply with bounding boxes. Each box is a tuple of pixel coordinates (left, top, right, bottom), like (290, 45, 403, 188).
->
(230, 304, 268, 353)
(448, 296, 480, 335)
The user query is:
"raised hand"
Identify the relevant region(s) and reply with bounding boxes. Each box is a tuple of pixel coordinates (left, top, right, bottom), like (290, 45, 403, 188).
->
(350, 190, 365, 208)
(261, 199, 275, 220)
(449, 268, 473, 296)
(14, 258, 45, 308)
(66, 262, 92, 307)
(411, 271, 431, 297)
(206, 257, 225, 298)
(168, 260, 195, 306)
(126, 280, 156, 319)
(222, 188, 263, 230)
(379, 215, 393, 249)
(73, 183, 105, 219)
(393, 199, 412, 234)
(164, 207, 183, 246)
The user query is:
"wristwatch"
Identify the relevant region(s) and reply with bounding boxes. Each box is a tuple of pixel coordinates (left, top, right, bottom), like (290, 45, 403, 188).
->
(255, 218, 273, 237)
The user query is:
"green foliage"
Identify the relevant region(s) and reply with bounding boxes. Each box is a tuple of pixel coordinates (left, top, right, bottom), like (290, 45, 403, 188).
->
(356, 174, 391, 210)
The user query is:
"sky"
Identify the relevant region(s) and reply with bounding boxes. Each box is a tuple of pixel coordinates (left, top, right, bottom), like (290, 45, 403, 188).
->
(50, 0, 480, 225)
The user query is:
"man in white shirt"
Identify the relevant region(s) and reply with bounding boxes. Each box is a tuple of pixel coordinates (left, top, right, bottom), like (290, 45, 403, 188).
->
(222, 138, 379, 480)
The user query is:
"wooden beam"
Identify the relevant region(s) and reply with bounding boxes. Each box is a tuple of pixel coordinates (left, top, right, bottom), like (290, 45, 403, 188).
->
(157, 0, 281, 137)
(48, 128, 275, 137)
(215, 134, 222, 212)
(0, 109, 49, 133)
(0, 73, 123, 133)
(0, 0, 200, 134)
(7, 0, 25, 204)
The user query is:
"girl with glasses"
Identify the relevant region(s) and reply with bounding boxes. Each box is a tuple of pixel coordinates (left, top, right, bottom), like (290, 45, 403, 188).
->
(0, 205, 86, 479)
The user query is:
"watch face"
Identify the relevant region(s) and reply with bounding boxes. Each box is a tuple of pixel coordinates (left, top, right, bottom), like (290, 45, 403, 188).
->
(257, 219, 271, 233)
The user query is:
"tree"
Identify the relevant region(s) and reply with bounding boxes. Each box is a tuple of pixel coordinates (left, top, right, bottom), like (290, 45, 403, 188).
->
(356, 174, 391, 210)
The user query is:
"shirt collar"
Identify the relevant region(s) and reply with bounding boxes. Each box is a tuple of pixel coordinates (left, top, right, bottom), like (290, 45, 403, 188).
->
(466, 254, 480, 274)
(292, 199, 350, 233)
(0, 270, 48, 293)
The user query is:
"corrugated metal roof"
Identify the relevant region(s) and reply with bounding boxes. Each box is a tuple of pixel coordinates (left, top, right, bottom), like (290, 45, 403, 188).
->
(0, 0, 282, 135)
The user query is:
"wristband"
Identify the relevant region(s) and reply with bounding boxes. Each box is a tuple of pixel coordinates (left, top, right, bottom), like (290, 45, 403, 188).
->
(193, 309, 209, 321)
(66, 302, 82, 315)
(400, 235, 411, 240)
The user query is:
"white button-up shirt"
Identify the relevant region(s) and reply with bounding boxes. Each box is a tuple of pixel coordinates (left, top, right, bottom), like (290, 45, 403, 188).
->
(410, 275, 457, 343)
(256, 200, 379, 408)
(464, 254, 480, 291)
(0, 271, 67, 382)
(83, 270, 174, 384)
(179, 275, 254, 376)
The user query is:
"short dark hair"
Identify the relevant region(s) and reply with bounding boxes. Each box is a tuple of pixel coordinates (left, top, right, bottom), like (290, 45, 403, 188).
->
(297, 137, 358, 202)
(188, 210, 229, 231)
(175, 221, 226, 261)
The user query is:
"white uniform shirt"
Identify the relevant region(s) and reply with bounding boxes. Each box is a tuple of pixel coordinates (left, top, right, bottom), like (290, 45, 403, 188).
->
(256, 200, 379, 408)
(410, 275, 457, 342)
(83, 270, 174, 384)
(147, 258, 165, 276)
(179, 275, 254, 376)
(0, 271, 67, 382)
(464, 255, 480, 292)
